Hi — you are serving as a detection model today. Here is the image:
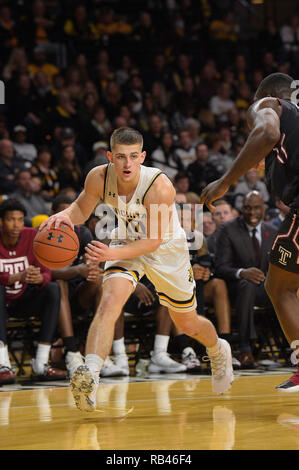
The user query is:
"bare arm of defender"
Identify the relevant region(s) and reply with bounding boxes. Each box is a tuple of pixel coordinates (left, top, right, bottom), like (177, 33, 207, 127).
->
(200, 97, 282, 211)
(39, 166, 106, 230)
(85, 174, 176, 262)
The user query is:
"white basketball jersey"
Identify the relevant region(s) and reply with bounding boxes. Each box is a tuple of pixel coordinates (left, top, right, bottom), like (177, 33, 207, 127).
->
(102, 163, 185, 242)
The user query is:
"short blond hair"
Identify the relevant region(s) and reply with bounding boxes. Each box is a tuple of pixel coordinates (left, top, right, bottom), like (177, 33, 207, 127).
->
(110, 127, 143, 151)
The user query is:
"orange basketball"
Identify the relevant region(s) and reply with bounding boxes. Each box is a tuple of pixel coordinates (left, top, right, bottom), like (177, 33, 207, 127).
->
(33, 223, 79, 269)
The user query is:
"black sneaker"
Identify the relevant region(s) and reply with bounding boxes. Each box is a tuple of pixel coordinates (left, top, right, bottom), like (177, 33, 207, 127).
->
(276, 369, 299, 392)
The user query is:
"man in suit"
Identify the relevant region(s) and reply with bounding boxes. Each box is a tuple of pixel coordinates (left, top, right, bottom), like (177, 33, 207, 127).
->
(215, 191, 277, 367)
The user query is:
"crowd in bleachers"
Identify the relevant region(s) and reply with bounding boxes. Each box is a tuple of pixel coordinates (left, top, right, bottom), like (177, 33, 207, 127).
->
(0, 0, 297, 380)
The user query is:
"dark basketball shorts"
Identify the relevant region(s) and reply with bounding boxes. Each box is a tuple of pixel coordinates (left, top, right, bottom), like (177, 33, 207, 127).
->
(270, 209, 299, 274)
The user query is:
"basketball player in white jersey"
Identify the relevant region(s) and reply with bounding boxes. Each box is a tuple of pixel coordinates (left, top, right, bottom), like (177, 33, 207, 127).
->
(41, 127, 234, 412)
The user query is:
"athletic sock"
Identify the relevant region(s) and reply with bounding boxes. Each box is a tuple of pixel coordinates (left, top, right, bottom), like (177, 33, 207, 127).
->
(113, 338, 126, 356)
(0, 344, 11, 368)
(85, 354, 104, 382)
(206, 339, 221, 357)
(153, 335, 169, 354)
(34, 344, 51, 374)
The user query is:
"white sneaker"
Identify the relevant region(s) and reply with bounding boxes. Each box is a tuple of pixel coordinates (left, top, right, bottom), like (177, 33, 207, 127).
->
(100, 356, 125, 377)
(65, 351, 84, 378)
(208, 339, 234, 394)
(148, 350, 187, 374)
(232, 356, 241, 369)
(181, 347, 201, 372)
(114, 353, 130, 376)
(70, 365, 98, 412)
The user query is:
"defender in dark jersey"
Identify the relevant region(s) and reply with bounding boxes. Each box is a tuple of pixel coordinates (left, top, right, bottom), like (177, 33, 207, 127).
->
(200, 73, 299, 392)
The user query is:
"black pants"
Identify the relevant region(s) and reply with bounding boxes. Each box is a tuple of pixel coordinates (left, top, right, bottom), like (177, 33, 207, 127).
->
(0, 283, 61, 344)
(229, 279, 272, 351)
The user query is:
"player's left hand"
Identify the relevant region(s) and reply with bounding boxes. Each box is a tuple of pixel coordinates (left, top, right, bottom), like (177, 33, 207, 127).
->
(85, 241, 118, 262)
(200, 178, 230, 212)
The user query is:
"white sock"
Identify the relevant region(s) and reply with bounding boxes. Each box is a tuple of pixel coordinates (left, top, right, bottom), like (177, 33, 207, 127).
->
(207, 339, 221, 357)
(85, 354, 104, 382)
(113, 338, 126, 356)
(153, 335, 169, 354)
(34, 344, 51, 373)
(0, 344, 11, 367)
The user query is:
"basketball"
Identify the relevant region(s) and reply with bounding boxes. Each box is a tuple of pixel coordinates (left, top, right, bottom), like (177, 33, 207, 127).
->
(33, 223, 79, 269)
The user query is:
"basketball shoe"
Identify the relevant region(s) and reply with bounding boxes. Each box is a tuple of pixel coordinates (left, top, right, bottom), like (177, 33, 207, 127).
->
(181, 347, 201, 373)
(65, 351, 84, 378)
(114, 353, 130, 376)
(100, 356, 126, 377)
(148, 351, 187, 373)
(0, 365, 16, 385)
(276, 369, 299, 392)
(70, 365, 98, 412)
(207, 339, 234, 394)
(31, 359, 68, 381)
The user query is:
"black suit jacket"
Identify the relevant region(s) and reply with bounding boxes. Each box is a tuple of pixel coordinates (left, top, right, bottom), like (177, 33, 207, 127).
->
(215, 216, 277, 281)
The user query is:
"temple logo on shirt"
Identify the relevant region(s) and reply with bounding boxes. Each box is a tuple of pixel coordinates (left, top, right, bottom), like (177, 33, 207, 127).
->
(0, 256, 29, 294)
(278, 246, 292, 266)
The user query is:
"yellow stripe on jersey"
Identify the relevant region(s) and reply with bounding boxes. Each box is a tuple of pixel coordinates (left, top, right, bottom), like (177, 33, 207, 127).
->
(103, 163, 110, 201)
(141, 171, 163, 204)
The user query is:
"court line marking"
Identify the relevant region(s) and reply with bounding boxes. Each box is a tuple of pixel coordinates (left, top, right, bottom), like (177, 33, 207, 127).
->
(1, 392, 298, 411)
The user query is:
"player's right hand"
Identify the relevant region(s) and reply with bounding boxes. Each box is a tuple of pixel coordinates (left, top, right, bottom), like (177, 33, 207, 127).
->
(200, 178, 230, 212)
(39, 213, 74, 231)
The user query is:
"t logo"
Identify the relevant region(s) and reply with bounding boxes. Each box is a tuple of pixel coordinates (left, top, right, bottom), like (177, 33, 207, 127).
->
(47, 232, 64, 243)
(278, 246, 292, 265)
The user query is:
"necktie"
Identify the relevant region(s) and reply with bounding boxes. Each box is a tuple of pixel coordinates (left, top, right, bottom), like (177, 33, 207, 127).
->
(252, 228, 261, 267)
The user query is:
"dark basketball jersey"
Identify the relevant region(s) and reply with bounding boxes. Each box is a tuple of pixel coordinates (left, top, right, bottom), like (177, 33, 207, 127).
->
(265, 98, 299, 208)
(0, 227, 51, 303)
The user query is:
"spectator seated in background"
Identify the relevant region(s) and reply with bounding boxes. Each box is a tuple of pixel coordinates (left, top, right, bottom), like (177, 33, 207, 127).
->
(173, 129, 197, 170)
(151, 131, 184, 181)
(187, 143, 222, 196)
(207, 199, 236, 256)
(0, 139, 31, 196)
(209, 83, 235, 121)
(173, 171, 190, 195)
(30, 146, 60, 202)
(82, 141, 108, 181)
(10, 169, 49, 223)
(233, 168, 270, 211)
(203, 211, 216, 238)
(56, 144, 82, 194)
(51, 127, 88, 169)
(12, 125, 37, 163)
(215, 191, 277, 368)
(0, 198, 66, 385)
(49, 195, 103, 378)
(268, 198, 290, 230)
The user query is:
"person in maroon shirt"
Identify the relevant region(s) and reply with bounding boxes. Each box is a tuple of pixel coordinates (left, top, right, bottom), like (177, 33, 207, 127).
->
(0, 198, 67, 385)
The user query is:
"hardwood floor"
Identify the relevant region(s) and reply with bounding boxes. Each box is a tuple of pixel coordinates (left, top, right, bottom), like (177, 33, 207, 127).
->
(0, 370, 299, 450)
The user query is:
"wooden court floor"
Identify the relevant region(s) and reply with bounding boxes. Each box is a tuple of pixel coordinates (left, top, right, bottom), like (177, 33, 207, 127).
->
(1, 370, 299, 450)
